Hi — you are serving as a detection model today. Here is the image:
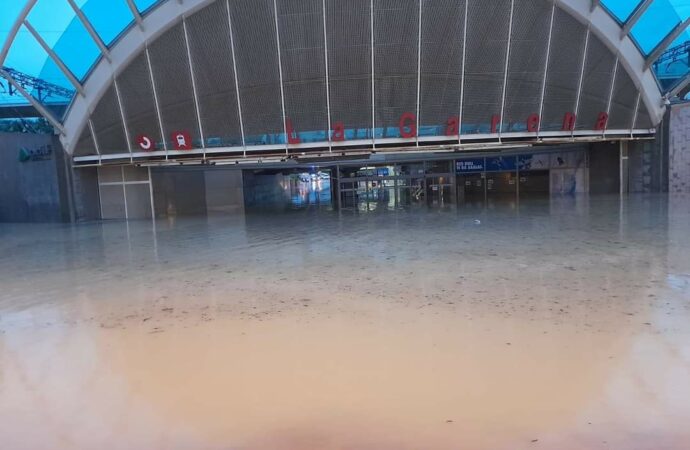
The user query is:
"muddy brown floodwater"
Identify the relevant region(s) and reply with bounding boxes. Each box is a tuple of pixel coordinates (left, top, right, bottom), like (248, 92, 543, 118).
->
(1, 194, 690, 449)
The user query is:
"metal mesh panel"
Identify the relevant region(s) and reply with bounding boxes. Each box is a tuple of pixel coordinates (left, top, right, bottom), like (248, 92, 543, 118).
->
(186, 0, 243, 148)
(229, 0, 285, 146)
(540, 7, 587, 132)
(277, 0, 328, 143)
(608, 65, 637, 130)
(90, 85, 129, 154)
(326, 0, 372, 139)
(374, 0, 419, 138)
(73, 126, 97, 157)
(635, 103, 653, 130)
(419, 0, 465, 134)
(461, 0, 511, 134)
(575, 34, 615, 131)
(148, 23, 201, 149)
(117, 52, 163, 151)
(502, 0, 551, 133)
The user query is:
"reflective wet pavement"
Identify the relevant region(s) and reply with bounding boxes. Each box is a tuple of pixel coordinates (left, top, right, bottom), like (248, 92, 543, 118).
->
(1, 194, 690, 449)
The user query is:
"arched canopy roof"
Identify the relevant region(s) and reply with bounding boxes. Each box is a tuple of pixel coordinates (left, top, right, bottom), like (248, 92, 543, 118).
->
(0, 0, 680, 160)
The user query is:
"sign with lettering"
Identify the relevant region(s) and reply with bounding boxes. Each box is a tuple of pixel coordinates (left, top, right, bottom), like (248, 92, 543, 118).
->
(18, 144, 52, 163)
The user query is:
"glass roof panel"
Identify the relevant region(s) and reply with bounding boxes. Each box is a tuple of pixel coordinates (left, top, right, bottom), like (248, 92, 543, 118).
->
(134, 0, 162, 13)
(81, 0, 135, 45)
(601, 0, 640, 23)
(630, 0, 686, 54)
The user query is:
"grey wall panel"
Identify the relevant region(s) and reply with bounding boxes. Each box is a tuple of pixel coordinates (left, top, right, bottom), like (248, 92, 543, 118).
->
(540, 8, 587, 132)
(277, 0, 329, 143)
(419, 0, 465, 133)
(73, 126, 97, 157)
(90, 85, 129, 154)
(502, 0, 551, 133)
(229, 0, 285, 146)
(462, 0, 511, 134)
(116, 52, 163, 151)
(186, 0, 243, 148)
(325, 0, 372, 138)
(148, 23, 200, 149)
(608, 67, 637, 130)
(576, 35, 615, 131)
(99, 184, 126, 219)
(374, 0, 419, 138)
(125, 184, 153, 219)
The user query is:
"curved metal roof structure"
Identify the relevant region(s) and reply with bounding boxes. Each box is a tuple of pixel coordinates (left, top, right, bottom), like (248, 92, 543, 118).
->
(1, 0, 687, 163)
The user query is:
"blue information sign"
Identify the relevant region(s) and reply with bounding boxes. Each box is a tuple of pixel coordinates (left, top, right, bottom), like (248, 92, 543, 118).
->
(456, 158, 485, 173)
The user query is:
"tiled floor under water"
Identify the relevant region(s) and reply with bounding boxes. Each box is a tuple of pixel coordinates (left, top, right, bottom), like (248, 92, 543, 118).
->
(1, 194, 690, 449)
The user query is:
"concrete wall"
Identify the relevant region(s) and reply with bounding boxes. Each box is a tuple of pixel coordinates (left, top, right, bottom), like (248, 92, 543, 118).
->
(0, 133, 70, 222)
(669, 103, 690, 193)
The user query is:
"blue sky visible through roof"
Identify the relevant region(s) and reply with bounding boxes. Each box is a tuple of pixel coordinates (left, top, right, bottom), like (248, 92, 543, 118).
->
(1, 0, 690, 110)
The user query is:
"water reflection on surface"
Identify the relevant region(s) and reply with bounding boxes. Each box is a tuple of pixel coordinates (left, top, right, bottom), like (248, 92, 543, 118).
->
(1, 194, 690, 449)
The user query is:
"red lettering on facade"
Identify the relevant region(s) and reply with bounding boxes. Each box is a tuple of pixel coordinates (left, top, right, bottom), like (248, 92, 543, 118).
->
(527, 113, 539, 133)
(399, 112, 417, 138)
(446, 116, 459, 136)
(490, 114, 500, 134)
(594, 112, 609, 131)
(562, 112, 576, 131)
(331, 121, 345, 141)
(286, 119, 301, 144)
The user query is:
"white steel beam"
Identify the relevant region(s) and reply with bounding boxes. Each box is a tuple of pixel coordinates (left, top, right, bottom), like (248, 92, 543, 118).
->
(415, 0, 423, 146)
(272, 0, 289, 153)
(371, 0, 376, 146)
(66, 0, 111, 62)
(113, 77, 133, 154)
(458, 0, 468, 144)
(604, 57, 618, 136)
(499, 0, 515, 138)
(145, 47, 168, 156)
(322, 0, 332, 151)
(22, 19, 85, 96)
(573, 28, 590, 135)
(125, 0, 145, 30)
(0, 0, 38, 66)
(537, 1, 556, 136)
(182, 18, 205, 156)
(646, 18, 690, 69)
(226, 0, 246, 155)
(0, 67, 65, 134)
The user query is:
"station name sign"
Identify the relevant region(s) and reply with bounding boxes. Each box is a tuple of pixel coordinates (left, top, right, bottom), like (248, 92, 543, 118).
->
(18, 144, 53, 163)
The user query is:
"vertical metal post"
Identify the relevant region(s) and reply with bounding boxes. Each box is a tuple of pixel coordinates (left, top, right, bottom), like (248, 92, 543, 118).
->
(322, 0, 333, 152)
(458, 0, 469, 145)
(113, 78, 133, 156)
(604, 57, 619, 137)
(182, 18, 206, 157)
(499, 0, 515, 139)
(537, 2, 556, 137)
(631, 91, 641, 136)
(148, 166, 156, 220)
(272, 0, 289, 154)
(146, 47, 168, 158)
(415, 0, 423, 146)
(371, 0, 376, 147)
(226, 0, 247, 157)
(87, 119, 101, 165)
(121, 166, 129, 220)
(573, 28, 590, 137)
